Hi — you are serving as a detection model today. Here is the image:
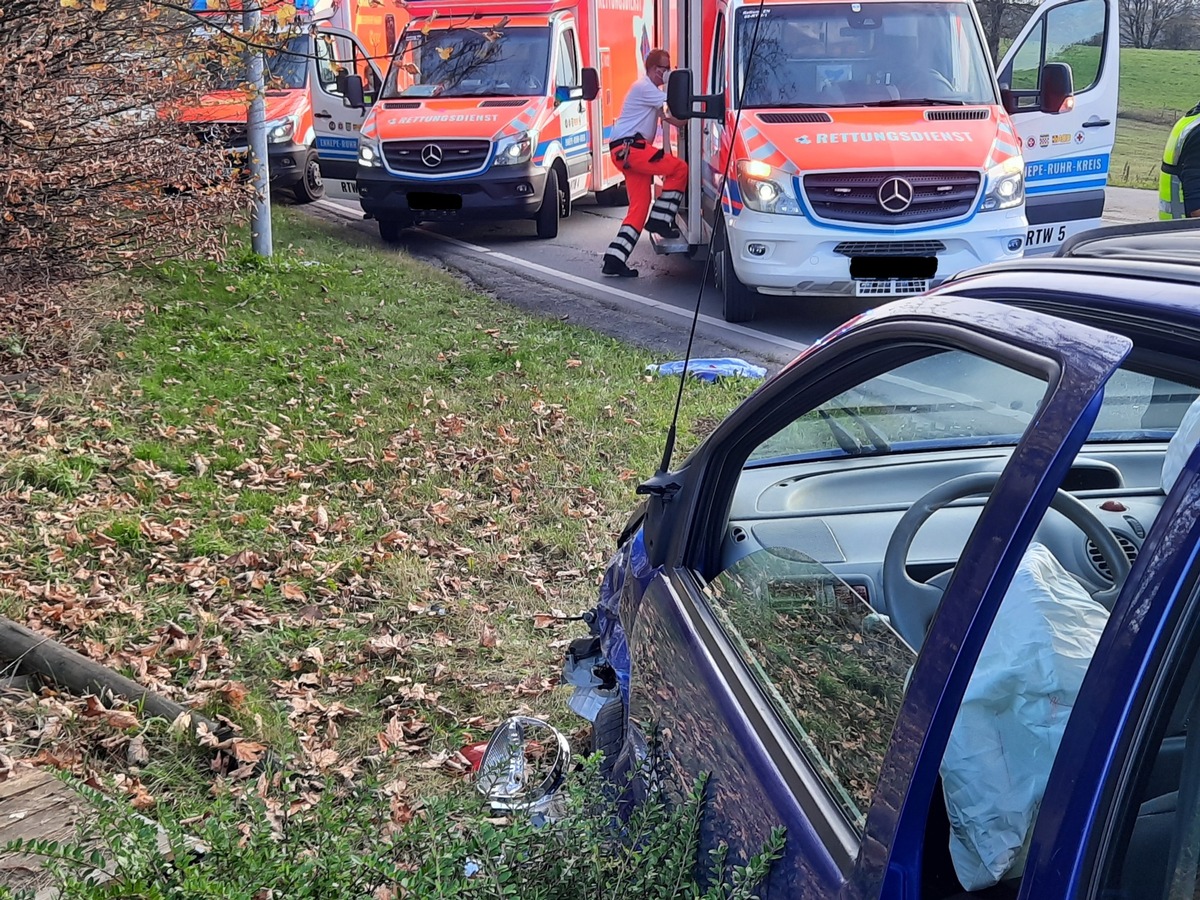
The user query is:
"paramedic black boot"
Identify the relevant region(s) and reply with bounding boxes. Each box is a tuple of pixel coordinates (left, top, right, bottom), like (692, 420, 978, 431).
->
(602, 255, 640, 277)
(644, 190, 683, 238)
(603, 224, 641, 277)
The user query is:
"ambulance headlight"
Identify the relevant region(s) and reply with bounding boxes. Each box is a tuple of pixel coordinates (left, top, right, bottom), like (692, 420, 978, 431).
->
(736, 160, 801, 215)
(266, 117, 296, 144)
(494, 130, 536, 166)
(358, 135, 384, 168)
(981, 157, 1025, 211)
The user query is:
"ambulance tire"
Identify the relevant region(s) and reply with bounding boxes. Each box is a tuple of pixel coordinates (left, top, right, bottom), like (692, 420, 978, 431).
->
(377, 216, 411, 245)
(292, 152, 325, 204)
(535, 168, 562, 240)
(718, 221, 756, 323)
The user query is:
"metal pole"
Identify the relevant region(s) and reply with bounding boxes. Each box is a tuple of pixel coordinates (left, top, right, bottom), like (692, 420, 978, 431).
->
(244, 0, 273, 255)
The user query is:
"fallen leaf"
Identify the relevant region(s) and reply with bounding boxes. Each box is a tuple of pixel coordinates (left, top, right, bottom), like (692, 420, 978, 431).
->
(479, 624, 498, 648)
(281, 583, 306, 601)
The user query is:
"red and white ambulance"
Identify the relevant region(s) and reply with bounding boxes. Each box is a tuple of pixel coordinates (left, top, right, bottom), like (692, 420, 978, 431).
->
(179, 0, 406, 203)
(350, 0, 649, 241)
(661, 0, 1121, 320)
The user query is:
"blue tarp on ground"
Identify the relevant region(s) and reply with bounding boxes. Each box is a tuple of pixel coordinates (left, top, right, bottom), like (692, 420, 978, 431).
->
(646, 358, 767, 383)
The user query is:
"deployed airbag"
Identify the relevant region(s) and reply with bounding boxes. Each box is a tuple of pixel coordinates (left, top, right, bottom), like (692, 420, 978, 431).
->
(940, 542, 1109, 890)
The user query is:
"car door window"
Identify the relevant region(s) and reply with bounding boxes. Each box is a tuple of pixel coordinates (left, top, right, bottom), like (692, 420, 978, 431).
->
(710, 13, 726, 94)
(1000, 0, 1105, 95)
(316, 36, 377, 98)
(710, 348, 1052, 829)
(555, 28, 578, 88)
(707, 551, 914, 828)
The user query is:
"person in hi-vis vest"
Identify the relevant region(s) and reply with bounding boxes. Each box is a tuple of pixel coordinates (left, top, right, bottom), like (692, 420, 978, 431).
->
(1160, 103, 1200, 220)
(602, 48, 689, 278)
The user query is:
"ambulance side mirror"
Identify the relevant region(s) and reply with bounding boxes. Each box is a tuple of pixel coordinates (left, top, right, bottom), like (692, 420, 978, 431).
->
(667, 69, 724, 121)
(582, 67, 599, 102)
(343, 74, 366, 109)
(1039, 62, 1074, 114)
(999, 86, 1020, 115)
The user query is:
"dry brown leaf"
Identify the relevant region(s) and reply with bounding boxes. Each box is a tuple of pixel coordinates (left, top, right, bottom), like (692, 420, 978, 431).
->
(281, 583, 306, 601)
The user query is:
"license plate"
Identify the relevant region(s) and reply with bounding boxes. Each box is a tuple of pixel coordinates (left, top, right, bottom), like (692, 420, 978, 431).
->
(329, 179, 359, 199)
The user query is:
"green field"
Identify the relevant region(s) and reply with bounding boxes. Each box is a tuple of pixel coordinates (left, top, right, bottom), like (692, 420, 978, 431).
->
(1110, 48, 1200, 188)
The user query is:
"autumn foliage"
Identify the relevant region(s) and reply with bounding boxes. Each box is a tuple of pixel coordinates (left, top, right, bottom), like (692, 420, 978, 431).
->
(0, 0, 250, 302)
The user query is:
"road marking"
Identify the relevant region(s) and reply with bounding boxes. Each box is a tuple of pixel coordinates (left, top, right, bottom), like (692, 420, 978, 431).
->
(313, 199, 807, 356)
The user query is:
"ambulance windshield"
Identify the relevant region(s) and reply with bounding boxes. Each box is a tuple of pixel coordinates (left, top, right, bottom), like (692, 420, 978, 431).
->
(383, 25, 551, 98)
(203, 34, 308, 92)
(734, 3, 996, 108)
(266, 35, 310, 91)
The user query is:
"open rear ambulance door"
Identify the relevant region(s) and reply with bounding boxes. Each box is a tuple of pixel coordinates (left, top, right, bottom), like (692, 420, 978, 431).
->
(998, 0, 1120, 255)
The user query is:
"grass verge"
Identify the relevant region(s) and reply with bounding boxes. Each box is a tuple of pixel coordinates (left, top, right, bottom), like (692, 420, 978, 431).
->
(0, 209, 751, 824)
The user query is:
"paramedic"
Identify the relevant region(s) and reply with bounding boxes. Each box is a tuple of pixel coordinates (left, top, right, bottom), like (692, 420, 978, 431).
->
(1160, 102, 1200, 219)
(602, 48, 689, 278)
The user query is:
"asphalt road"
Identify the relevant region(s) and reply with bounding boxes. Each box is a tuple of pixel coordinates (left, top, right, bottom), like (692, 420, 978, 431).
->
(312, 184, 1159, 372)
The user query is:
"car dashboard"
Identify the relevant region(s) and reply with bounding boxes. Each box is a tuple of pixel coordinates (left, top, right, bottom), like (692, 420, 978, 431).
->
(722, 442, 1170, 623)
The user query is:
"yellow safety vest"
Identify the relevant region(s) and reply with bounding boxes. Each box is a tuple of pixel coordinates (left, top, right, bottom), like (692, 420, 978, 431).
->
(1160, 105, 1200, 220)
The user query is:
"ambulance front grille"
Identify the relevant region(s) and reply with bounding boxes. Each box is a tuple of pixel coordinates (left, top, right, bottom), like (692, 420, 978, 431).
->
(802, 170, 981, 225)
(381, 139, 492, 174)
(834, 240, 946, 256)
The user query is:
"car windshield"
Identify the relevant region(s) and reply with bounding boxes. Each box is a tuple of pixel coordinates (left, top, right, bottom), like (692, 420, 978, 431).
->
(381, 25, 550, 98)
(733, 2, 997, 108)
(749, 351, 1200, 465)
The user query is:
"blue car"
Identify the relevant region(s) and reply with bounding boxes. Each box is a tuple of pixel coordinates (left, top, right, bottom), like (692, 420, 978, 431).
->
(557, 221, 1200, 898)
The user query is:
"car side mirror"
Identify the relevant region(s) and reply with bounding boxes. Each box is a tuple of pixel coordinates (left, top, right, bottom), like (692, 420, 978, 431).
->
(343, 74, 366, 109)
(1039, 62, 1074, 114)
(667, 69, 724, 121)
(582, 66, 600, 102)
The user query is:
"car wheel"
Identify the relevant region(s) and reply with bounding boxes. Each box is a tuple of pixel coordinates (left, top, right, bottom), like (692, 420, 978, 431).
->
(292, 152, 325, 204)
(378, 216, 411, 245)
(536, 167, 561, 240)
(718, 220, 756, 323)
(591, 695, 625, 777)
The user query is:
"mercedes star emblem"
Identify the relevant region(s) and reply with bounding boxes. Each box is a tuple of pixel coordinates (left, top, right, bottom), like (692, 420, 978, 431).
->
(878, 177, 914, 214)
(421, 143, 443, 167)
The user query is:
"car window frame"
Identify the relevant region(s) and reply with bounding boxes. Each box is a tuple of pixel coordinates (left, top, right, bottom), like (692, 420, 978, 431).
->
(641, 296, 1131, 890)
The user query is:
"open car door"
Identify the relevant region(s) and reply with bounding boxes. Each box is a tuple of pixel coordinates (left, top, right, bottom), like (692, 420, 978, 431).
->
(998, 0, 1120, 255)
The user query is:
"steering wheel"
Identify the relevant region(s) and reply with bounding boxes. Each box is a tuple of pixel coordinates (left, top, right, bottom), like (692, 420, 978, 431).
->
(882, 472, 1132, 649)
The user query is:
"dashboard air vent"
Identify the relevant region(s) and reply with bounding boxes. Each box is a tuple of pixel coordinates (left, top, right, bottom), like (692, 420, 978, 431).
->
(1086, 533, 1139, 581)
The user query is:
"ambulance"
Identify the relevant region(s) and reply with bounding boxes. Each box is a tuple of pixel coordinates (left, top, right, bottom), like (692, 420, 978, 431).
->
(346, 0, 648, 241)
(179, 0, 406, 203)
(659, 0, 1121, 320)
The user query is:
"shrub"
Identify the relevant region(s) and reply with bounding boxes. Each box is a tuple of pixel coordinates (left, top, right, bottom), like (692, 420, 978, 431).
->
(1, 757, 785, 900)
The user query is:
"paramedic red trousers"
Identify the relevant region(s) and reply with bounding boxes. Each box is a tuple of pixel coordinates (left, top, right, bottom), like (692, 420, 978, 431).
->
(604, 139, 688, 267)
